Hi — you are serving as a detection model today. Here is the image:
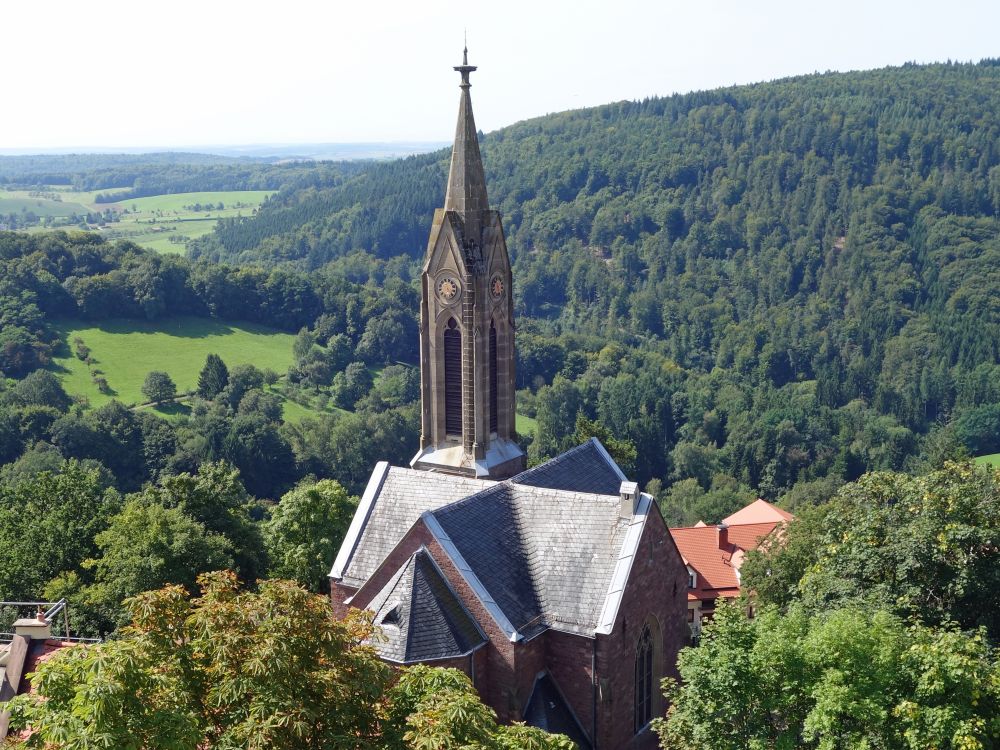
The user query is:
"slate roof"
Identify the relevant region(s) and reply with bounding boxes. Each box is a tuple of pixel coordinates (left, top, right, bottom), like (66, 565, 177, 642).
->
(367, 548, 485, 663)
(523, 673, 593, 750)
(511, 438, 626, 496)
(336, 464, 496, 588)
(331, 440, 646, 641)
(430, 482, 628, 638)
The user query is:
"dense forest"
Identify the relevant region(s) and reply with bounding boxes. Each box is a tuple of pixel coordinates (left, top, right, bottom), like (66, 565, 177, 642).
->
(189, 61, 1000, 516)
(0, 231, 423, 633)
(3, 60, 1000, 633)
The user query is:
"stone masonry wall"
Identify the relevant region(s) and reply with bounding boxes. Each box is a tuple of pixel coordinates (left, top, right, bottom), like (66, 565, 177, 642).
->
(596, 504, 689, 750)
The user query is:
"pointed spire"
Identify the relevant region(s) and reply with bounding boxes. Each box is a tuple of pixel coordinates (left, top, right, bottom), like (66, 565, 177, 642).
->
(445, 45, 489, 221)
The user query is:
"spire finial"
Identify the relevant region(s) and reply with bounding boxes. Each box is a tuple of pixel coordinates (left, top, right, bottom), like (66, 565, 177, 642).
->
(454, 39, 476, 88)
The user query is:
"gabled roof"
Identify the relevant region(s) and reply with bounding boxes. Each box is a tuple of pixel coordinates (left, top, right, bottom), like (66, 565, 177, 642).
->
(332, 463, 496, 588)
(723, 498, 793, 526)
(511, 438, 626, 496)
(523, 673, 593, 750)
(366, 548, 485, 664)
(331, 440, 650, 640)
(670, 520, 783, 600)
(429, 481, 630, 638)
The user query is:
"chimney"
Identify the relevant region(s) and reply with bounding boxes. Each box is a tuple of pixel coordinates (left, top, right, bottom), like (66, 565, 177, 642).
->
(619, 481, 639, 519)
(13, 610, 51, 641)
(717, 523, 729, 550)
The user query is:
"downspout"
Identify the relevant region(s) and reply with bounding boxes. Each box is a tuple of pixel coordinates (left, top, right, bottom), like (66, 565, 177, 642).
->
(591, 636, 598, 749)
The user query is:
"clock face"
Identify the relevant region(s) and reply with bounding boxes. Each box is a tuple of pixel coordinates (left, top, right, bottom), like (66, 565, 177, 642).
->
(490, 275, 505, 301)
(437, 275, 461, 303)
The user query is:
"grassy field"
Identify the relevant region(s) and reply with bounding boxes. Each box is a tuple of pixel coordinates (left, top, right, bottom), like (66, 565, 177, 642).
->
(975, 453, 1000, 468)
(99, 190, 274, 255)
(516, 413, 538, 437)
(49, 315, 535, 428)
(1, 188, 273, 255)
(50, 317, 314, 419)
(0, 191, 88, 217)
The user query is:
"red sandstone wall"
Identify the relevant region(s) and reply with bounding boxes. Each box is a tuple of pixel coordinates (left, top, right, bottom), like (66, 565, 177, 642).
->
(596, 504, 689, 750)
(544, 628, 597, 740)
(329, 507, 688, 750)
(336, 521, 524, 724)
(329, 580, 357, 620)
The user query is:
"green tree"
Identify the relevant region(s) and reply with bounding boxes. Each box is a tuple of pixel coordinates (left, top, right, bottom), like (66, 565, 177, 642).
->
(573, 414, 637, 476)
(388, 665, 577, 750)
(131, 462, 265, 582)
(743, 461, 1000, 639)
(655, 604, 1000, 750)
(9, 572, 391, 750)
(84, 499, 233, 626)
(0, 461, 121, 601)
(5, 369, 72, 410)
(197, 353, 229, 399)
(141, 370, 176, 404)
(332, 361, 374, 410)
(221, 363, 265, 409)
(264, 479, 356, 592)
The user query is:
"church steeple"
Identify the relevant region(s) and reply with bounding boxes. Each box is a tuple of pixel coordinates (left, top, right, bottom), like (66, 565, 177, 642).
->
(410, 48, 526, 480)
(444, 46, 489, 220)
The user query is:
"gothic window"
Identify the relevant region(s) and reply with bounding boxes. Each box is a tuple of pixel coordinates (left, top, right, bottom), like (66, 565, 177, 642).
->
(444, 318, 462, 435)
(634, 624, 653, 733)
(489, 320, 498, 433)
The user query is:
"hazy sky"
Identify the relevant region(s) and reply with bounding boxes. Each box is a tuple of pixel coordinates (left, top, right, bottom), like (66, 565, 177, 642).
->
(4, 0, 998, 150)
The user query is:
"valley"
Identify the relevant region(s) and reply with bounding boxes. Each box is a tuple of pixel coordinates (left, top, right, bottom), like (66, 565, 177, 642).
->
(0, 187, 273, 254)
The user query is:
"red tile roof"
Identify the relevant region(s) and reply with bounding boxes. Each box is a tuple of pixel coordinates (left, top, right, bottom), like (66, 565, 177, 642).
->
(722, 499, 793, 526)
(19, 639, 77, 693)
(670, 502, 792, 602)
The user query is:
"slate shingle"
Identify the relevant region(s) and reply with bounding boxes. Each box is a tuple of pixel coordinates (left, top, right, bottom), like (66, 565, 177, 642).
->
(431, 482, 627, 637)
(368, 549, 485, 663)
(511, 438, 625, 495)
(341, 468, 496, 588)
(337, 441, 636, 640)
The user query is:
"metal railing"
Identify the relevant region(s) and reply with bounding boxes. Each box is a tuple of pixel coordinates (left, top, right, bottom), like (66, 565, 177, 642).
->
(0, 599, 100, 643)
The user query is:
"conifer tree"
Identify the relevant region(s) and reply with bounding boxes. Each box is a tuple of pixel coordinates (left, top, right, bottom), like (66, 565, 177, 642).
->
(197, 353, 228, 399)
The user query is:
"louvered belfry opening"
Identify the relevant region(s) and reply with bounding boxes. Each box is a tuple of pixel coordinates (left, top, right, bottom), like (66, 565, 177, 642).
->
(444, 318, 462, 436)
(489, 320, 499, 434)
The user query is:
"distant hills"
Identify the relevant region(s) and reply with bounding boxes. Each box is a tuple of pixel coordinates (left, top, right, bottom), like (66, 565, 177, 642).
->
(0, 142, 445, 164)
(186, 60, 1000, 490)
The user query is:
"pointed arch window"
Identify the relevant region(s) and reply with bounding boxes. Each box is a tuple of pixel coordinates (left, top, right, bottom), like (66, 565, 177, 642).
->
(489, 320, 498, 434)
(634, 624, 653, 733)
(444, 318, 462, 435)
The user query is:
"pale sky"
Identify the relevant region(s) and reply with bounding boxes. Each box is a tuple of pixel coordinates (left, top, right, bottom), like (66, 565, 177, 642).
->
(3, 0, 998, 150)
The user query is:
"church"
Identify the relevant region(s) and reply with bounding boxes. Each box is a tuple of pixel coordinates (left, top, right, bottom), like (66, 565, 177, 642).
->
(328, 50, 690, 750)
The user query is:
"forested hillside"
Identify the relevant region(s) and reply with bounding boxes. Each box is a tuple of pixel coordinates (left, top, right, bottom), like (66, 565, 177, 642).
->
(188, 61, 1000, 516)
(0, 154, 368, 203)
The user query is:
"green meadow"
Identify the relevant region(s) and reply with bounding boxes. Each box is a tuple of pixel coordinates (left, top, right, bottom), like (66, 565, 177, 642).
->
(97, 190, 275, 255)
(516, 412, 538, 438)
(0, 191, 88, 217)
(50, 317, 313, 419)
(1, 188, 273, 255)
(975, 453, 1000, 468)
(48, 315, 534, 427)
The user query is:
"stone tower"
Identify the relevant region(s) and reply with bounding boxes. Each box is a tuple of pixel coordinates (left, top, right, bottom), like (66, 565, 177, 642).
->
(410, 48, 526, 479)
